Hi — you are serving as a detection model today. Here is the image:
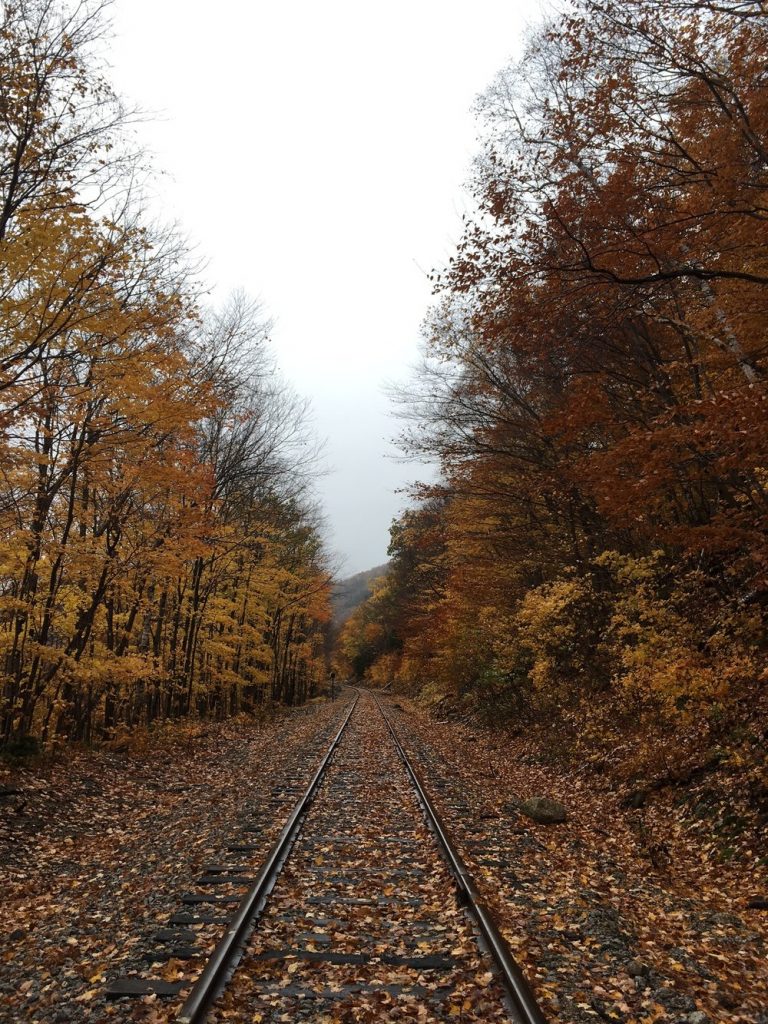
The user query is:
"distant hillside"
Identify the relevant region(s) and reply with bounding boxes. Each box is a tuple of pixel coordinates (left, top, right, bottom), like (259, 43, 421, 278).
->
(331, 563, 389, 626)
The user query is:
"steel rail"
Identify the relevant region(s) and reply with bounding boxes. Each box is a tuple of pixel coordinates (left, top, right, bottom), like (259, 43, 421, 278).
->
(372, 690, 548, 1024)
(176, 692, 359, 1024)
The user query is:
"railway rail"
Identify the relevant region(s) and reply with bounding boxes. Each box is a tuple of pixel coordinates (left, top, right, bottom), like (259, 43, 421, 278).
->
(109, 689, 546, 1023)
(372, 691, 546, 1024)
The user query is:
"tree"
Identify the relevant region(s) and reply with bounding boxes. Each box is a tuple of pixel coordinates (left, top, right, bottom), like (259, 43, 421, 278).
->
(0, 1, 332, 744)
(365, 0, 767, 726)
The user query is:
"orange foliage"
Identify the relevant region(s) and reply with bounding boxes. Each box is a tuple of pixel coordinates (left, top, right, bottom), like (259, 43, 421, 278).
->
(356, 0, 768, 730)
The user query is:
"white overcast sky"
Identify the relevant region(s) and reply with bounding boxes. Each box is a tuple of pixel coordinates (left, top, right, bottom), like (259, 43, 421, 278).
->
(107, 0, 543, 576)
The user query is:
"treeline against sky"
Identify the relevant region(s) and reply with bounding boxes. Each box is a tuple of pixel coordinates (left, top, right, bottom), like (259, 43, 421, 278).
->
(340, 0, 768, 733)
(0, 1, 331, 745)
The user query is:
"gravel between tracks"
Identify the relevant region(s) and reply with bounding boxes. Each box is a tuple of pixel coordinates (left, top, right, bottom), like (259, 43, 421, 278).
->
(0, 698, 351, 1024)
(216, 690, 511, 1023)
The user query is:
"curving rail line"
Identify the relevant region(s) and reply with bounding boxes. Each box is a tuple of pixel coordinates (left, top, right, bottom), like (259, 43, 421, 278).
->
(174, 687, 547, 1024)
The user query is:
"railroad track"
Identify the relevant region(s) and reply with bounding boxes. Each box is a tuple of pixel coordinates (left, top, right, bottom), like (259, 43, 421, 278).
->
(109, 689, 546, 1023)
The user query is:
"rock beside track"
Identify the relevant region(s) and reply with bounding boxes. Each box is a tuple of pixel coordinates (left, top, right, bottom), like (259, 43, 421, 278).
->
(519, 796, 568, 824)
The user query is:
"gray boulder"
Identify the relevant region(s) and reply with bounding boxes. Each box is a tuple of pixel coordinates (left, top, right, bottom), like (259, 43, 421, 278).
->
(519, 797, 567, 824)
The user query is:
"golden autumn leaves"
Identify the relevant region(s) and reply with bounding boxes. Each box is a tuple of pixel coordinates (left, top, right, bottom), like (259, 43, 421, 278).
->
(0, 1, 331, 745)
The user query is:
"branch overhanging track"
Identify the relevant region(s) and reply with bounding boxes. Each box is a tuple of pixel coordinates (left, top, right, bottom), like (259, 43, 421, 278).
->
(173, 688, 547, 1023)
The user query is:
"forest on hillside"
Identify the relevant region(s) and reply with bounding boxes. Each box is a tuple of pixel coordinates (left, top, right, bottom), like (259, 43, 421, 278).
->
(2, 0, 767, 769)
(330, 564, 389, 627)
(1, 3, 766, 1020)
(338, 0, 768, 776)
(0, 0, 332, 747)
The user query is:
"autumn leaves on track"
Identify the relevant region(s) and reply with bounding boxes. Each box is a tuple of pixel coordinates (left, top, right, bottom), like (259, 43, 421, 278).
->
(93, 690, 518, 1024)
(195, 691, 510, 1023)
(205, 690, 510, 1023)
(0, 700, 350, 1023)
